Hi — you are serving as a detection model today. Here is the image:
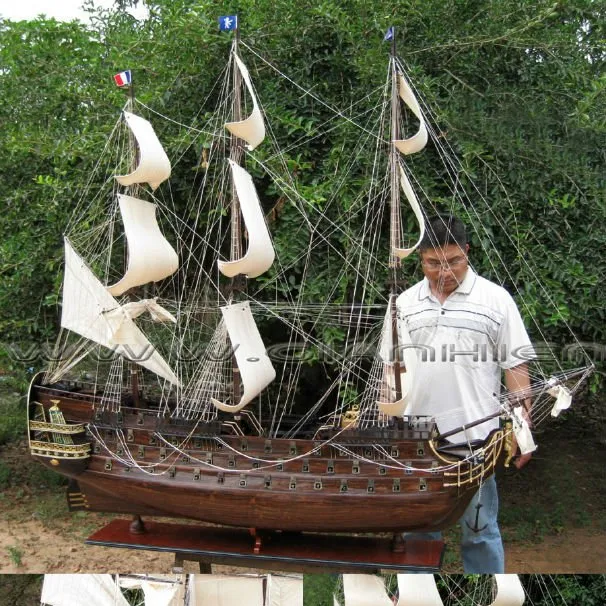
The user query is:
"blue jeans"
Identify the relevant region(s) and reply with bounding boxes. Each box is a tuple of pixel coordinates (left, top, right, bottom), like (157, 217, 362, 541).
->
(405, 475, 504, 573)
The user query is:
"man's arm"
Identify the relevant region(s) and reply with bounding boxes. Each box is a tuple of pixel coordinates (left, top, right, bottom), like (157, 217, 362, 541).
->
(504, 362, 532, 469)
(505, 363, 532, 412)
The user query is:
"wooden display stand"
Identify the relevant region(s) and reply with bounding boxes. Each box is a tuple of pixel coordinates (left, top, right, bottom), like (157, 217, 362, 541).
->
(86, 519, 444, 573)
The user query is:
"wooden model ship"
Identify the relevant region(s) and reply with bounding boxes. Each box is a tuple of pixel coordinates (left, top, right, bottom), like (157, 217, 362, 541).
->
(27, 24, 591, 537)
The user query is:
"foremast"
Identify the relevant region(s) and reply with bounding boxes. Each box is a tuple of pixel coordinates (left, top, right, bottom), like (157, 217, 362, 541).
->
(387, 30, 403, 407)
(377, 27, 428, 417)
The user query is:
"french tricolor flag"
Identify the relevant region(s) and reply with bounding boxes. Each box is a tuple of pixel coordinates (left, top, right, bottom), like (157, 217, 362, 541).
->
(114, 70, 132, 88)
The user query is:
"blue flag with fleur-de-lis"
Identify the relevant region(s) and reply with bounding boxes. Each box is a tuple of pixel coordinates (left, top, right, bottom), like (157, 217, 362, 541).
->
(384, 26, 394, 41)
(219, 15, 238, 31)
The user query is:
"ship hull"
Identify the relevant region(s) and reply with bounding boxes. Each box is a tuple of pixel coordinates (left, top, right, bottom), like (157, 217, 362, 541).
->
(57, 466, 475, 532)
(28, 377, 504, 533)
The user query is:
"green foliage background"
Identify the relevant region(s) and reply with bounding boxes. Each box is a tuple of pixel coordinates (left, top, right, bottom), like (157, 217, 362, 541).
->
(0, 0, 604, 387)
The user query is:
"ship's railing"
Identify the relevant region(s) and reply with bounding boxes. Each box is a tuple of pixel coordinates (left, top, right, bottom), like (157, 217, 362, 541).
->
(28, 420, 87, 434)
(38, 383, 105, 405)
(430, 429, 505, 488)
(28, 400, 92, 460)
(315, 415, 437, 442)
(29, 440, 91, 458)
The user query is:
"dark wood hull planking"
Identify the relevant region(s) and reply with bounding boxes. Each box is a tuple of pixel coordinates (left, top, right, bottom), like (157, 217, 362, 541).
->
(29, 380, 502, 533)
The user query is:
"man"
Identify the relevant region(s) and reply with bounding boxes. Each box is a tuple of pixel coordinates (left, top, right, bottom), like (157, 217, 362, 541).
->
(396, 214, 534, 573)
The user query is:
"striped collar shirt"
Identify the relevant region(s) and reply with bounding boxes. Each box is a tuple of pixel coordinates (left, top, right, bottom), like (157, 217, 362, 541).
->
(395, 268, 534, 442)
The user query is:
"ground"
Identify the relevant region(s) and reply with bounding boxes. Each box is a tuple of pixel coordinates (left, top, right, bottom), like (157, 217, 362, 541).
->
(1, 387, 605, 574)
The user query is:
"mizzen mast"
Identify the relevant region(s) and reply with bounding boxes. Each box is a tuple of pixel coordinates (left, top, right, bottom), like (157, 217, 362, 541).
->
(126, 74, 139, 198)
(124, 73, 141, 407)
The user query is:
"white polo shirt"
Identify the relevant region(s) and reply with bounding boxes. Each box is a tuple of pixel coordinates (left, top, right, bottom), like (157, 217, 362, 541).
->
(396, 268, 535, 443)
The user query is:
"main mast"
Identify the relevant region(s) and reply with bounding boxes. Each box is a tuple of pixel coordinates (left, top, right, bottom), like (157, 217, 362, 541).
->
(229, 24, 244, 408)
(210, 17, 276, 415)
(230, 27, 245, 276)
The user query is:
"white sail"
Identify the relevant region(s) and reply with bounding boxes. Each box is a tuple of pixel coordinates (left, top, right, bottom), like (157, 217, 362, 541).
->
(393, 73, 428, 155)
(377, 304, 417, 416)
(218, 160, 275, 278)
(392, 71, 427, 260)
(119, 575, 184, 606)
(211, 301, 275, 413)
(266, 575, 303, 606)
(489, 575, 525, 606)
(41, 574, 129, 606)
(549, 383, 572, 417)
(396, 574, 444, 606)
(225, 53, 266, 150)
(118, 298, 177, 324)
(107, 194, 179, 296)
(511, 407, 537, 455)
(115, 110, 171, 190)
(393, 165, 425, 259)
(342, 575, 392, 606)
(61, 239, 180, 386)
(189, 575, 264, 606)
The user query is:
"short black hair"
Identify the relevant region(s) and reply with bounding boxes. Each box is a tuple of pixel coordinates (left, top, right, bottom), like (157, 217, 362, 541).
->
(419, 215, 467, 251)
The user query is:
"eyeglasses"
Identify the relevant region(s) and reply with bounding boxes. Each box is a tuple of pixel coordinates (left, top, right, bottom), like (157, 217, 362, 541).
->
(421, 256, 467, 271)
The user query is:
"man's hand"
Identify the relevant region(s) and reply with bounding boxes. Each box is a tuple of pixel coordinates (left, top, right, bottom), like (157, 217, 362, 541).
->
(513, 450, 532, 469)
(505, 364, 534, 469)
(510, 406, 534, 468)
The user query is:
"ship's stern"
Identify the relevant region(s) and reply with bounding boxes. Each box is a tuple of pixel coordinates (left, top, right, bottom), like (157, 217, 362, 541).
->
(27, 373, 91, 477)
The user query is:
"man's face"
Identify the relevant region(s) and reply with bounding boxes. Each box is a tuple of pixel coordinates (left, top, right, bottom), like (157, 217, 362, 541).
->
(420, 243, 469, 298)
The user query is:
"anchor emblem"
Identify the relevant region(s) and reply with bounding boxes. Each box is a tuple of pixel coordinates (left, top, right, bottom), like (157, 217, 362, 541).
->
(466, 502, 488, 533)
